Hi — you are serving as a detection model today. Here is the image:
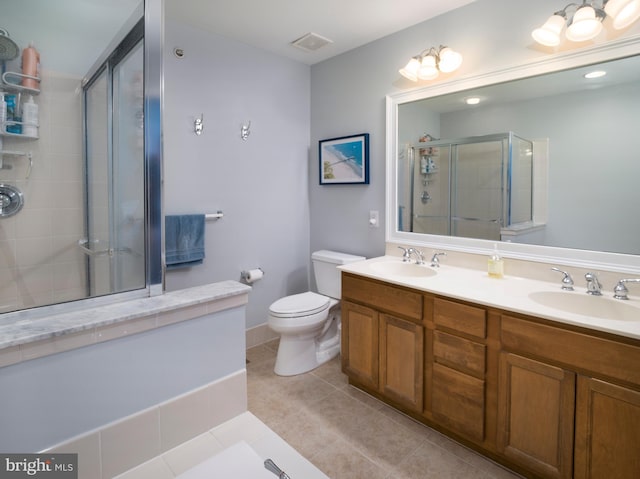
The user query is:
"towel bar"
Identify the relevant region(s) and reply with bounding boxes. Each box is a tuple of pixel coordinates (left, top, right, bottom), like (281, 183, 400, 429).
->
(205, 211, 224, 220)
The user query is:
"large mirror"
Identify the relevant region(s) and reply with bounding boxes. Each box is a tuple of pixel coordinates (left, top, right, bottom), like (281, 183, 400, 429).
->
(0, 0, 156, 315)
(386, 39, 640, 272)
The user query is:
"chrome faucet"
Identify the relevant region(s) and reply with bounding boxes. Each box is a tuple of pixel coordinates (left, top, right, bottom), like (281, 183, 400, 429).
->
(551, 267, 574, 291)
(585, 272, 602, 296)
(409, 248, 426, 265)
(430, 252, 446, 268)
(398, 246, 412, 262)
(613, 278, 640, 300)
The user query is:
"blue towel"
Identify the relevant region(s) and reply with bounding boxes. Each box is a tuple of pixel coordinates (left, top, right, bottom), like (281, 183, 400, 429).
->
(165, 214, 205, 270)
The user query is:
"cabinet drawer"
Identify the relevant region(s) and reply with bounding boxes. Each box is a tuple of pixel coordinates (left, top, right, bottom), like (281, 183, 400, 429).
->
(501, 314, 640, 386)
(434, 297, 487, 339)
(434, 330, 486, 378)
(432, 362, 485, 442)
(342, 273, 422, 321)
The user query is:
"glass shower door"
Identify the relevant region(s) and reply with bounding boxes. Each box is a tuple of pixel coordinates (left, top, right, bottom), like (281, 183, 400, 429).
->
(84, 37, 145, 297)
(451, 140, 505, 241)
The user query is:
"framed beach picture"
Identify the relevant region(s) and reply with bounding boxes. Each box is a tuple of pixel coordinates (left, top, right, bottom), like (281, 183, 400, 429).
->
(319, 133, 369, 185)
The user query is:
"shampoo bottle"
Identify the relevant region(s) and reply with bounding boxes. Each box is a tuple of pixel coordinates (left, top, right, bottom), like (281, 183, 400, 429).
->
(21, 43, 40, 90)
(488, 243, 504, 278)
(21, 95, 38, 137)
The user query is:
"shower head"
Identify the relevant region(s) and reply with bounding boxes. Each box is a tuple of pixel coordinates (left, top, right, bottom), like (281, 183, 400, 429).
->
(0, 29, 19, 61)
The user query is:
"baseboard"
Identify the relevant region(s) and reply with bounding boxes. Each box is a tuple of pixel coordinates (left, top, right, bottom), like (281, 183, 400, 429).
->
(246, 323, 278, 349)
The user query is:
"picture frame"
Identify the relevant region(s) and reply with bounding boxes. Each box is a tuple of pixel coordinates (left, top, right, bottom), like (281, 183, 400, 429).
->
(319, 133, 369, 185)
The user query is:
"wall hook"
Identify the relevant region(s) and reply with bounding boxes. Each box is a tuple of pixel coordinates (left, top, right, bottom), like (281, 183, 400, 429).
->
(194, 114, 204, 135)
(241, 121, 251, 140)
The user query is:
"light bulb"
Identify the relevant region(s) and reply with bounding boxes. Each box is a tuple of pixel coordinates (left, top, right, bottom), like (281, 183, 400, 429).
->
(566, 5, 603, 42)
(399, 57, 420, 81)
(418, 55, 439, 80)
(532, 14, 566, 46)
(605, 0, 640, 29)
(437, 47, 463, 73)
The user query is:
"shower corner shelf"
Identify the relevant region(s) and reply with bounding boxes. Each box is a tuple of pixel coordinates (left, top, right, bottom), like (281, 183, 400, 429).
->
(1, 71, 41, 95)
(0, 129, 39, 140)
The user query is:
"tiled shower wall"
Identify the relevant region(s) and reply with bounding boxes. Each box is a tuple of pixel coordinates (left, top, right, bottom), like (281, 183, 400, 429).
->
(0, 70, 86, 313)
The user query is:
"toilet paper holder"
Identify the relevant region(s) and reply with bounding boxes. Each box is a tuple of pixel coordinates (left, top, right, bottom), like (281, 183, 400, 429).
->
(241, 268, 264, 283)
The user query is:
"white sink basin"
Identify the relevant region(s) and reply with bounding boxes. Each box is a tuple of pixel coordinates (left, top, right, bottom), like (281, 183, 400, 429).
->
(529, 291, 640, 321)
(369, 261, 437, 278)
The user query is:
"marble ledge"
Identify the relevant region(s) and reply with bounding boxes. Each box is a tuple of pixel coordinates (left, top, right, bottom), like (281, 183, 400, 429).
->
(0, 281, 251, 367)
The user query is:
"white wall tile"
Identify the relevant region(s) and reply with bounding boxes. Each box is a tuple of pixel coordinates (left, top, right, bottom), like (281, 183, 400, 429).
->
(100, 409, 161, 479)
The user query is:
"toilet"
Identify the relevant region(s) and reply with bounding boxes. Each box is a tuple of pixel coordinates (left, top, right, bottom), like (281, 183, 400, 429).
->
(268, 250, 365, 376)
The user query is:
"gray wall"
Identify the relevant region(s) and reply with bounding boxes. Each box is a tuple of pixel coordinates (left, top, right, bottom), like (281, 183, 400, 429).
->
(162, 20, 311, 329)
(0, 307, 246, 452)
(309, 0, 640, 259)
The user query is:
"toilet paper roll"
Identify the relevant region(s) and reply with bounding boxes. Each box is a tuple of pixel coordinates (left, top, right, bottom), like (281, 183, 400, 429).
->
(244, 268, 263, 284)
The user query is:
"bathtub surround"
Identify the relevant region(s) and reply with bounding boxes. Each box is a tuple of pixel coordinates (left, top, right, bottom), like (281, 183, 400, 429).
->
(47, 371, 247, 479)
(114, 412, 329, 479)
(0, 282, 250, 463)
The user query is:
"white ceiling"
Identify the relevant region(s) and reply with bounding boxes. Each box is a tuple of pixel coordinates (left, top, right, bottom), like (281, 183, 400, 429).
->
(165, 0, 476, 65)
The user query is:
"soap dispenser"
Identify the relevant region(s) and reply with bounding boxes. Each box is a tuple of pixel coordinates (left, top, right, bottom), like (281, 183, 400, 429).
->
(488, 243, 504, 278)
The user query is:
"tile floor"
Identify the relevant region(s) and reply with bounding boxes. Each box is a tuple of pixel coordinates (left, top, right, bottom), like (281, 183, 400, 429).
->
(247, 340, 523, 479)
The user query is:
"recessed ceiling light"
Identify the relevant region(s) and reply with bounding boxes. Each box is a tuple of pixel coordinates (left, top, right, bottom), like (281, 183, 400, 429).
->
(584, 70, 607, 79)
(465, 97, 481, 105)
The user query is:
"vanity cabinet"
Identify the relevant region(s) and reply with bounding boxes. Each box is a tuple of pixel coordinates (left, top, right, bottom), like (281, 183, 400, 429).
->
(500, 313, 640, 479)
(379, 313, 423, 411)
(341, 273, 424, 411)
(341, 272, 640, 479)
(574, 376, 640, 479)
(341, 301, 379, 390)
(497, 352, 575, 479)
(428, 297, 488, 443)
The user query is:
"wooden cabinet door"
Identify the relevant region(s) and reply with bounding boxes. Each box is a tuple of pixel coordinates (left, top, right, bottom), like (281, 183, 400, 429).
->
(341, 301, 379, 389)
(497, 352, 575, 479)
(380, 314, 424, 411)
(432, 362, 485, 442)
(574, 376, 640, 479)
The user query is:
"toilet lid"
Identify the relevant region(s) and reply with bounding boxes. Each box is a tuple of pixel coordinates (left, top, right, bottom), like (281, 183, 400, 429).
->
(269, 292, 330, 317)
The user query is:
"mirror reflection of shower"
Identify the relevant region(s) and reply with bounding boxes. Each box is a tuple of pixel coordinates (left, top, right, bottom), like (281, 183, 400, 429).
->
(400, 132, 536, 242)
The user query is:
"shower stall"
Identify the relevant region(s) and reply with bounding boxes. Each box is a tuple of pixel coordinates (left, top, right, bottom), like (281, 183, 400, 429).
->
(80, 19, 146, 296)
(400, 132, 534, 241)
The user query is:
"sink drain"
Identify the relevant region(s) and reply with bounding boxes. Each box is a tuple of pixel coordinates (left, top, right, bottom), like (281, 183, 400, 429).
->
(0, 184, 24, 217)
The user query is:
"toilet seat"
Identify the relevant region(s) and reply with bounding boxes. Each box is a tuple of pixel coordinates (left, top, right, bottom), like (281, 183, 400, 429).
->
(269, 292, 330, 318)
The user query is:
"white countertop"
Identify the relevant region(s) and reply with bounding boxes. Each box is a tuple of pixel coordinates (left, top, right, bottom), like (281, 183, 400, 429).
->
(339, 256, 640, 341)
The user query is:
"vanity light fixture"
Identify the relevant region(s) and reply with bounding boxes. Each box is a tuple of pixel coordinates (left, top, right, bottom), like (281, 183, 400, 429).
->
(532, 0, 640, 46)
(399, 45, 463, 82)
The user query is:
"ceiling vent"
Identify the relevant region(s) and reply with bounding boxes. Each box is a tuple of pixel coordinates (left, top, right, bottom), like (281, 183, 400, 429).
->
(291, 32, 333, 52)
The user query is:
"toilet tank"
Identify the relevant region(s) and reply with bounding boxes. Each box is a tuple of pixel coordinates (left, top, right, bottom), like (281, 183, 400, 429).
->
(312, 250, 365, 299)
